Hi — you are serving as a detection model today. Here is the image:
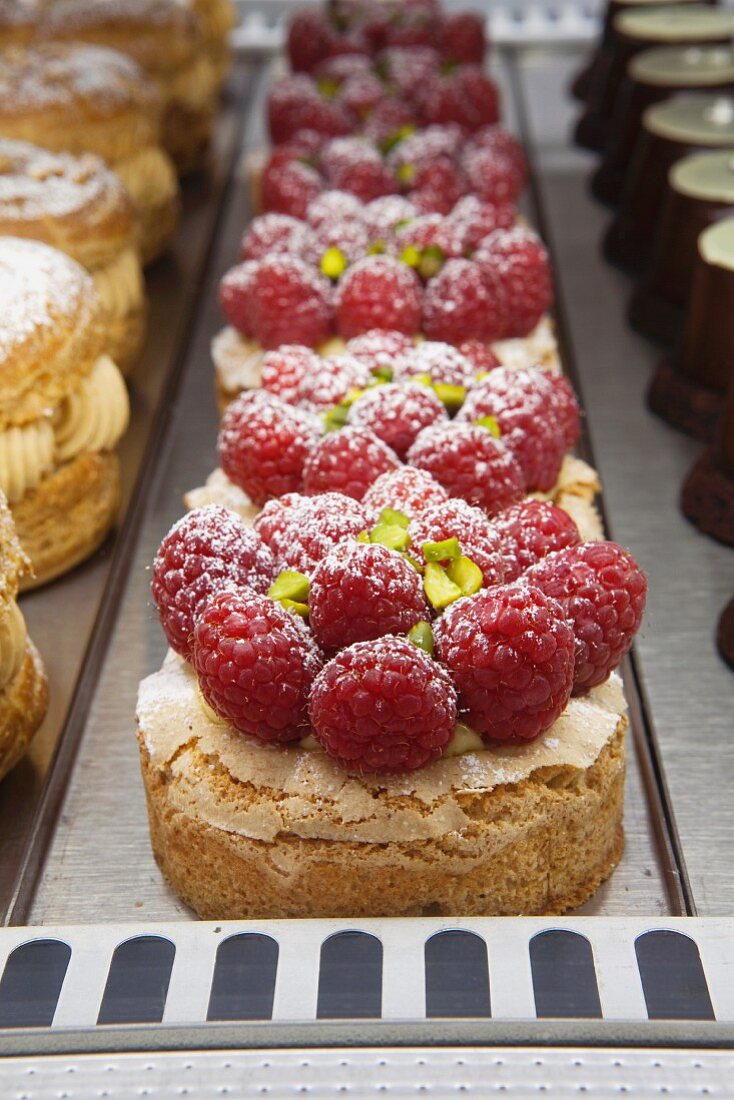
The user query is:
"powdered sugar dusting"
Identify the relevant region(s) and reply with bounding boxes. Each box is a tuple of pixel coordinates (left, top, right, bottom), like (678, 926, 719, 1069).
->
(0, 44, 154, 116)
(0, 139, 127, 222)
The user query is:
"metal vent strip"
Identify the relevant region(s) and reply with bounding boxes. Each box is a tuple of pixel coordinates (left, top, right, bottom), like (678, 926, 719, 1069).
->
(0, 918, 732, 1042)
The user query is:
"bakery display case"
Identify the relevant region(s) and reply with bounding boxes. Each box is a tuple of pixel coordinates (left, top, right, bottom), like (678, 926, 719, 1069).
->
(0, 0, 732, 1094)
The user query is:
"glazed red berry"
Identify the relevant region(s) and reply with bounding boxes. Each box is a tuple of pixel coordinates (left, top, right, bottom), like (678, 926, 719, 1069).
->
(261, 151, 323, 219)
(151, 504, 275, 658)
(306, 189, 364, 230)
(454, 68, 501, 128)
(254, 491, 368, 575)
(407, 422, 524, 516)
(250, 256, 333, 349)
(218, 391, 319, 506)
(268, 75, 352, 145)
(469, 126, 528, 184)
(362, 465, 448, 520)
(394, 213, 464, 260)
(449, 195, 516, 254)
(336, 256, 423, 338)
(338, 70, 386, 117)
(460, 146, 526, 207)
(362, 196, 419, 241)
(261, 345, 321, 406)
(410, 499, 505, 586)
(303, 426, 400, 499)
(457, 368, 568, 492)
(193, 589, 322, 742)
(393, 342, 476, 388)
(346, 328, 415, 371)
(240, 213, 319, 264)
(545, 372, 582, 451)
(219, 261, 258, 337)
(297, 353, 371, 412)
(525, 541, 647, 695)
(435, 583, 575, 743)
(493, 500, 581, 583)
(362, 97, 418, 145)
(287, 9, 333, 72)
(349, 382, 447, 459)
(408, 156, 465, 215)
(322, 137, 397, 202)
(475, 227, 553, 338)
(422, 259, 505, 344)
(310, 541, 430, 651)
(309, 636, 457, 773)
(458, 340, 500, 375)
(440, 11, 486, 64)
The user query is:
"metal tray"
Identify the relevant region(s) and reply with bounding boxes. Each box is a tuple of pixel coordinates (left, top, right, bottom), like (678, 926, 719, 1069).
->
(0, 30, 731, 1022)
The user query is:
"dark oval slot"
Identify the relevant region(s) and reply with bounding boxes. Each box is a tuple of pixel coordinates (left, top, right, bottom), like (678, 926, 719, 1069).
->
(97, 936, 175, 1025)
(425, 930, 490, 1018)
(0, 939, 71, 1029)
(530, 930, 602, 1019)
(207, 933, 279, 1021)
(635, 930, 715, 1021)
(317, 931, 382, 1019)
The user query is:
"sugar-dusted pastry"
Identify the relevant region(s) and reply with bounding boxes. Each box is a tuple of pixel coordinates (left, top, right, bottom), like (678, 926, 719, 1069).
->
(191, 0, 235, 88)
(0, 492, 48, 781)
(0, 237, 130, 587)
(38, 0, 220, 174)
(0, 0, 41, 51)
(0, 139, 146, 372)
(0, 43, 179, 264)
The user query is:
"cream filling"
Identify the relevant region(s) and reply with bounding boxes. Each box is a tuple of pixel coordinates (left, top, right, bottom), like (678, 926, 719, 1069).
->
(0, 420, 55, 505)
(115, 147, 178, 213)
(92, 248, 145, 325)
(212, 316, 562, 400)
(54, 355, 130, 464)
(0, 599, 26, 691)
(166, 54, 219, 112)
(138, 653, 626, 845)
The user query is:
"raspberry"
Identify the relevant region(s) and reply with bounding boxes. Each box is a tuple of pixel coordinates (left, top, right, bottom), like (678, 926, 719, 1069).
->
(288, 9, 334, 72)
(219, 261, 258, 337)
(349, 382, 447, 459)
(394, 213, 464, 261)
(393, 342, 476, 388)
(493, 500, 581, 583)
(448, 195, 516, 254)
(545, 373, 582, 451)
(469, 125, 528, 185)
(362, 195, 419, 241)
(406, 422, 524, 516)
(248, 256, 333, 349)
(306, 189, 364, 230)
(345, 328, 415, 371)
(261, 345, 321, 406)
(314, 216, 370, 265)
(422, 259, 505, 344)
(309, 636, 457, 773)
(310, 542, 429, 651)
(475, 227, 553, 338)
(268, 75, 352, 144)
(314, 54, 372, 82)
(362, 97, 419, 145)
(440, 11, 486, 64)
(217, 391, 319, 506)
(336, 256, 423, 338)
(525, 542, 648, 695)
(460, 147, 525, 207)
(408, 156, 465, 215)
(458, 340, 500, 375)
(253, 491, 368, 575)
(410, 499, 505, 586)
(322, 137, 397, 202)
(457, 368, 568, 492)
(261, 150, 323, 219)
(338, 70, 386, 117)
(240, 213, 319, 264)
(151, 506, 275, 659)
(435, 583, 575, 743)
(193, 590, 322, 743)
(378, 46, 440, 97)
(303, 426, 400, 499)
(454, 68, 501, 128)
(297, 353, 371, 411)
(362, 465, 448, 520)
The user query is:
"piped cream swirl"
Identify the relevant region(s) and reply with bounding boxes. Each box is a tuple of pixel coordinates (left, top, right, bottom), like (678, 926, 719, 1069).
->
(54, 355, 129, 463)
(92, 248, 144, 324)
(0, 599, 26, 690)
(115, 146, 178, 211)
(0, 420, 55, 504)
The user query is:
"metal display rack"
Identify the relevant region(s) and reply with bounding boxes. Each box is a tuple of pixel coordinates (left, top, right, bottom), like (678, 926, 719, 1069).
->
(0, 6, 733, 1091)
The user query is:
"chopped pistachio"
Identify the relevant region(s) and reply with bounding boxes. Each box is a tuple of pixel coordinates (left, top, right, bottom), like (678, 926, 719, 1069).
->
(407, 620, 435, 656)
(475, 414, 501, 438)
(367, 239, 386, 255)
(268, 570, 310, 603)
(399, 243, 421, 268)
(447, 555, 483, 598)
(322, 403, 350, 432)
(422, 537, 461, 562)
(372, 364, 394, 382)
(320, 247, 348, 279)
(370, 523, 411, 552)
(419, 244, 445, 279)
(280, 599, 310, 618)
(378, 507, 409, 528)
(356, 530, 371, 543)
(397, 162, 416, 186)
(433, 382, 467, 411)
(424, 561, 463, 610)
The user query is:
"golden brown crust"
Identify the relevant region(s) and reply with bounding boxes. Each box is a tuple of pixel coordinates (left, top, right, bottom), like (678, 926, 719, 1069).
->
(14, 450, 121, 589)
(163, 99, 214, 175)
(0, 44, 163, 165)
(0, 493, 31, 597)
(0, 238, 108, 430)
(0, 639, 48, 782)
(0, 1, 42, 50)
(0, 139, 138, 270)
(105, 300, 146, 375)
(139, 719, 626, 920)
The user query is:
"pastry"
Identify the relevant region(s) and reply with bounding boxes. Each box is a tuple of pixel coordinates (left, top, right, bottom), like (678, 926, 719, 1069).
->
(0, 0, 42, 50)
(649, 214, 734, 440)
(592, 42, 734, 207)
(574, 3, 733, 153)
(0, 237, 130, 587)
(0, 43, 179, 264)
(0, 491, 48, 782)
(603, 94, 734, 273)
(38, 0, 220, 174)
(629, 149, 734, 345)
(0, 138, 146, 372)
(191, 0, 234, 89)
